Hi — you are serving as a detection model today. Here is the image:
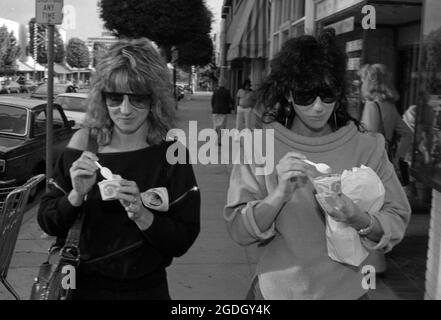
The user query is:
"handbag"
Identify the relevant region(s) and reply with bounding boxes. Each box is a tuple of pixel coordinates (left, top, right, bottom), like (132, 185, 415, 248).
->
(374, 102, 410, 185)
(30, 130, 98, 300)
(29, 212, 85, 300)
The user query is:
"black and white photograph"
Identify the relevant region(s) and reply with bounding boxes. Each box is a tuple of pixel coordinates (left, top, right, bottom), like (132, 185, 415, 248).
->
(0, 0, 440, 309)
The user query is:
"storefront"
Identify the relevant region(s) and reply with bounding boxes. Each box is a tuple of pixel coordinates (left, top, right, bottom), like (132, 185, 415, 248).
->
(314, 0, 422, 120)
(410, 0, 441, 300)
(315, 0, 441, 299)
(221, 0, 270, 97)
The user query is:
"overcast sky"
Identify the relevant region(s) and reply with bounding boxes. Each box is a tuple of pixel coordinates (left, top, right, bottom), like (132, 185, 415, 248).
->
(0, 0, 223, 40)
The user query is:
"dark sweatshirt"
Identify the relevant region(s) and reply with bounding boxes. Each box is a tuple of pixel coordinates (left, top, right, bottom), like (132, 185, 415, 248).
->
(211, 86, 233, 114)
(38, 141, 200, 289)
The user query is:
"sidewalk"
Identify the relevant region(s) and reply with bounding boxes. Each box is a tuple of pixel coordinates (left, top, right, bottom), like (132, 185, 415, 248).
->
(0, 92, 430, 300)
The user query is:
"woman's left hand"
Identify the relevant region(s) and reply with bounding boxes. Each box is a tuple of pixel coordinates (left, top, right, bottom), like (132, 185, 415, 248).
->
(316, 193, 363, 224)
(116, 180, 151, 223)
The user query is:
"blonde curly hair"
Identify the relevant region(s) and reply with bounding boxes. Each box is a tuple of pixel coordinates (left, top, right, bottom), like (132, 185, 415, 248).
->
(84, 37, 177, 146)
(359, 64, 399, 102)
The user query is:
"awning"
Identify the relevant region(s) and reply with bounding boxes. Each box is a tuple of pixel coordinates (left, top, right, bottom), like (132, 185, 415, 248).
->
(21, 57, 45, 71)
(227, 0, 268, 61)
(54, 63, 72, 74)
(16, 59, 34, 72)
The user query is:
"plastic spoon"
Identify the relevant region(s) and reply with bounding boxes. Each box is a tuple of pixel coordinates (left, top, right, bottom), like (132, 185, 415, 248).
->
(94, 161, 114, 180)
(303, 160, 332, 174)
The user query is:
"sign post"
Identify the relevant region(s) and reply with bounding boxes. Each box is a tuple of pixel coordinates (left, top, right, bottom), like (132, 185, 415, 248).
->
(35, 0, 63, 191)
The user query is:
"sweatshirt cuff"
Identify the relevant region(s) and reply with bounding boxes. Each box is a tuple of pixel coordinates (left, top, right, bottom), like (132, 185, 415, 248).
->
(56, 195, 83, 223)
(360, 212, 392, 252)
(241, 201, 275, 240)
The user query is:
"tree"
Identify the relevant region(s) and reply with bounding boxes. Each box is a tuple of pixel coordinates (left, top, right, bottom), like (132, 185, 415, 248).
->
(99, 0, 214, 66)
(0, 25, 21, 76)
(92, 42, 108, 67)
(28, 18, 65, 65)
(177, 33, 214, 67)
(66, 38, 90, 68)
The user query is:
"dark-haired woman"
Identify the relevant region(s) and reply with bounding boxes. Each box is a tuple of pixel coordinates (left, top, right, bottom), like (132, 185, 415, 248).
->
(224, 30, 410, 300)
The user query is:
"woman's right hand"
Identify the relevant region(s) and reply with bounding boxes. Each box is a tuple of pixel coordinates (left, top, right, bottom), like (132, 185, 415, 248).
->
(274, 152, 314, 201)
(69, 151, 99, 197)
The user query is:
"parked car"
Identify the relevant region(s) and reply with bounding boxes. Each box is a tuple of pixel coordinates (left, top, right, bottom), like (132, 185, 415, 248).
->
(0, 80, 21, 94)
(19, 80, 38, 93)
(54, 92, 88, 129)
(30, 83, 77, 100)
(0, 96, 76, 191)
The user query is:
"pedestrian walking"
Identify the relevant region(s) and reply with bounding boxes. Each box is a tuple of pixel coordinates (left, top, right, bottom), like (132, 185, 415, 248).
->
(235, 79, 256, 132)
(211, 80, 233, 145)
(224, 29, 411, 300)
(359, 64, 413, 170)
(37, 38, 201, 300)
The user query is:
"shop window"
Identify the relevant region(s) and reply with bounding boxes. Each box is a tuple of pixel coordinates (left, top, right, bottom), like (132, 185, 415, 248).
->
(413, 0, 441, 171)
(282, 29, 290, 46)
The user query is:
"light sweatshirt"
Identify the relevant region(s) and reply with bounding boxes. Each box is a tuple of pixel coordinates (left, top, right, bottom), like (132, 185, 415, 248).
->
(224, 121, 411, 300)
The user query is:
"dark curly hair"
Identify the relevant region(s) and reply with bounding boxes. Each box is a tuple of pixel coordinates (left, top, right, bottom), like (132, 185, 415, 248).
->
(259, 29, 360, 130)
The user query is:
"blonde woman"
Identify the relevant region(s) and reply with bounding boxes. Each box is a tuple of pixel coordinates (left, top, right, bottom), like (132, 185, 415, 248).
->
(38, 38, 200, 300)
(359, 64, 413, 168)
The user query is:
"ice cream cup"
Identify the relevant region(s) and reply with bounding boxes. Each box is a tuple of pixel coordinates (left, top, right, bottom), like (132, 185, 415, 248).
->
(98, 179, 123, 201)
(311, 174, 342, 196)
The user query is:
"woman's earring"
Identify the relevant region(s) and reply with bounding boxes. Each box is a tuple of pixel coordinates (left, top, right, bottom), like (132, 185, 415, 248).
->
(285, 104, 293, 128)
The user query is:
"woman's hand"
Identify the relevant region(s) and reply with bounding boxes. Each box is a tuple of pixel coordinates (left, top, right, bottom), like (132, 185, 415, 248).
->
(275, 152, 319, 201)
(69, 151, 99, 197)
(116, 180, 154, 230)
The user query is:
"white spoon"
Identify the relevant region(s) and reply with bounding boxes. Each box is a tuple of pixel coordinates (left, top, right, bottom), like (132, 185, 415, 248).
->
(94, 161, 114, 180)
(303, 160, 332, 174)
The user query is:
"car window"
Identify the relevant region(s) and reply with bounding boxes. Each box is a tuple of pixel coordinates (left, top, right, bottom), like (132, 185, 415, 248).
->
(55, 96, 87, 112)
(0, 106, 27, 135)
(34, 84, 47, 94)
(54, 85, 68, 95)
(33, 108, 66, 135)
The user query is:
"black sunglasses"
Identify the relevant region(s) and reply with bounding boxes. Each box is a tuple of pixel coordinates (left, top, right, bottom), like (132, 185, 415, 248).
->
(291, 86, 337, 106)
(102, 92, 152, 109)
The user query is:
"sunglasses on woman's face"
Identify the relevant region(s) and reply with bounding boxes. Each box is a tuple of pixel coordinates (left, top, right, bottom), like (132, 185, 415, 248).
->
(103, 91, 152, 109)
(291, 86, 337, 106)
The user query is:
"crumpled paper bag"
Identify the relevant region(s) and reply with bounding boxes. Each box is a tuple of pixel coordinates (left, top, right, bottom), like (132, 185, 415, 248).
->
(141, 187, 169, 212)
(318, 165, 385, 267)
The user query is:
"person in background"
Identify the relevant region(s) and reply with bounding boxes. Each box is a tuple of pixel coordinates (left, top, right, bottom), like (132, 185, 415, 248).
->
(224, 29, 410, 300)
(359, 64, 413, 169)
(38, 38, 201, 300)
(211, 80, 233, 146)
(235, 79, 256, 131)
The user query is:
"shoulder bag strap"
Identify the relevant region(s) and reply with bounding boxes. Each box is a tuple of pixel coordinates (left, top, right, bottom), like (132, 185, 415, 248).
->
(374, 101, 386, 137)
(60, 129, 99, 266)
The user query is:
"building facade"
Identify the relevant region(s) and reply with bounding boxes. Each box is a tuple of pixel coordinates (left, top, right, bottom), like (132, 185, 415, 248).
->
(221, 0, 270, 97)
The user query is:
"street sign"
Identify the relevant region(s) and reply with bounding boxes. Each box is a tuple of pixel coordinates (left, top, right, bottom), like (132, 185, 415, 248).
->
(35, 0, 64, 25)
